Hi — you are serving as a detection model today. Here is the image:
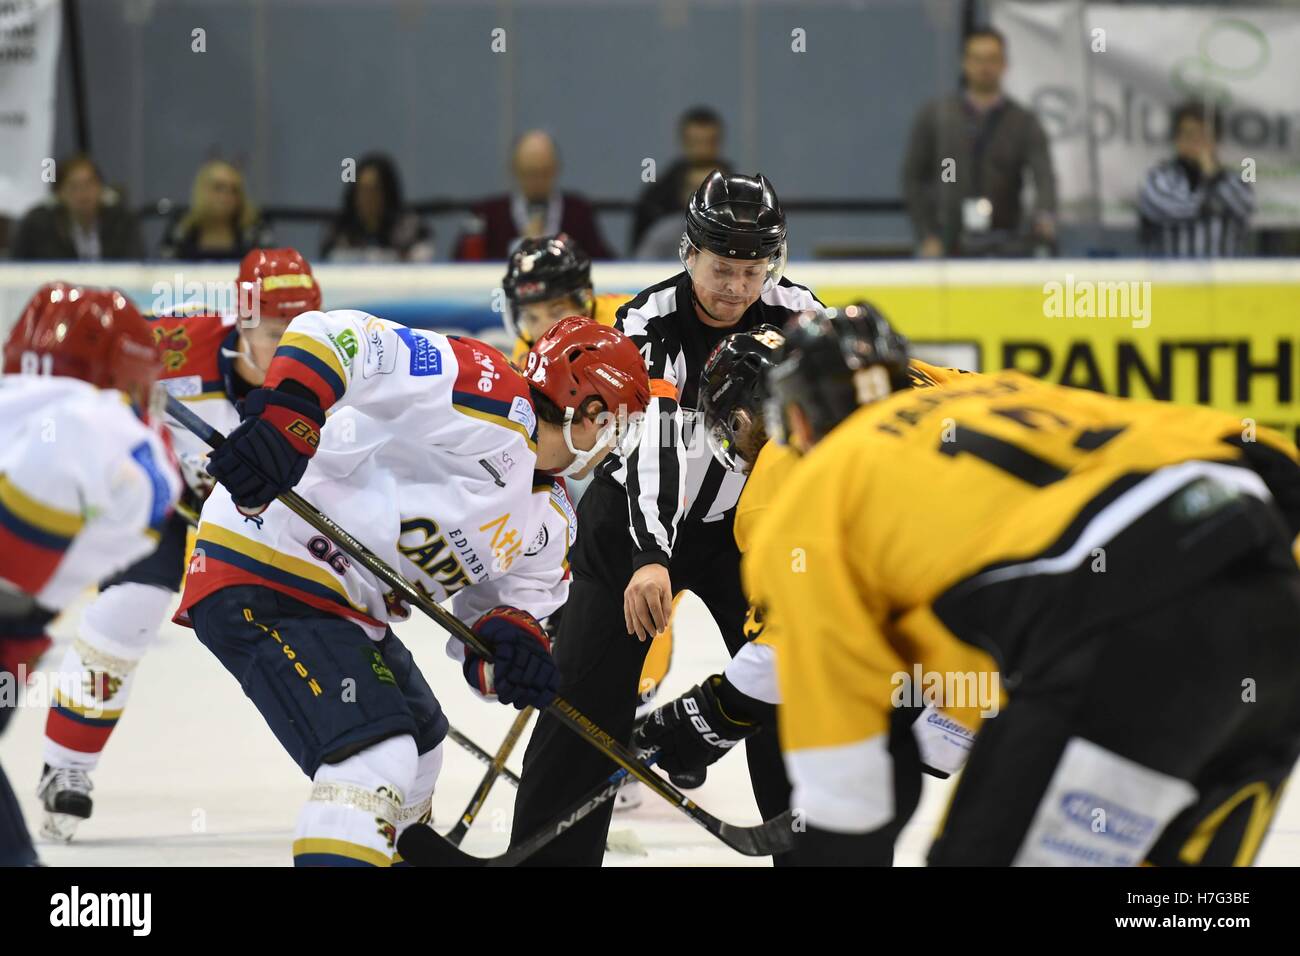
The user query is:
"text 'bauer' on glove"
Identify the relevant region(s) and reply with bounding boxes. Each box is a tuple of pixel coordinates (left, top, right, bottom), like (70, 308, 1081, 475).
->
(205, 387, 325, 512)
(633, 674, 763, 781)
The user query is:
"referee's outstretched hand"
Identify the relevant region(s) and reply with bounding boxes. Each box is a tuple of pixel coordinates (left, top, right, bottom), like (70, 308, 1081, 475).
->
(624, 563, 673, 642)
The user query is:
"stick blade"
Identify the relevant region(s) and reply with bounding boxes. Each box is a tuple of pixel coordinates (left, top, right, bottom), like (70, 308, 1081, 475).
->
(717, 809, 796, 857)
(396, 823, 487, 867)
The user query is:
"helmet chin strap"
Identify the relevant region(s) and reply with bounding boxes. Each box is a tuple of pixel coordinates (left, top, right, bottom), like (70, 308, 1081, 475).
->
(222, 335, 271, 375)
(553, 407, 615, 478)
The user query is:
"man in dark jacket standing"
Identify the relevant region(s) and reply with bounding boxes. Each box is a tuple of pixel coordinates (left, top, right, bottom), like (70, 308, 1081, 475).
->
(901, 28, 1057, 258)
(629, 106, 732, 256)
(10, 156, 144, 261)
(510, 171, 822, 866)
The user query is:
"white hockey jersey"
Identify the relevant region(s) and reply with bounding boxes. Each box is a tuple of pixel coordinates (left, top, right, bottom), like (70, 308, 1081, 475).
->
(176, 310, 575, 640)
(0, 376, 182, 612)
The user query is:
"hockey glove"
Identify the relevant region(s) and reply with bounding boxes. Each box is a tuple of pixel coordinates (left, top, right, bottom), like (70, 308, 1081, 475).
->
(633, 674, 760, 779)
(206, 387, 325, 512)
(463, 606, 559, 710)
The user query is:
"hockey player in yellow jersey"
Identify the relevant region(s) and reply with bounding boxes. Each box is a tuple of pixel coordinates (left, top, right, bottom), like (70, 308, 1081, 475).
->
(746, 309, 1300, 866)
(635, 306, 981, 863)
(502, 233, 627, 368)
(502, 233, 676, 808)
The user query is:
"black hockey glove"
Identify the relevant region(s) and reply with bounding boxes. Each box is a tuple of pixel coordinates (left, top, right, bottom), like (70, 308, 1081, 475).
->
(463, 606, 559, 710)
(206, 387, 324, 512)
(633, 674, 761, 779)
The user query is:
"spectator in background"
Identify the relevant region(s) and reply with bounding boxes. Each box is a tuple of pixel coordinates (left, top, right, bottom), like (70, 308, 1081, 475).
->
(1138, 101, 1254, 258)
(159, 159, 272, 261)
(454, 130, 613, 261)
(901, 28, 1056, 257)
(629, 106, 732, 256)
(10, 154, 143, 260)
(320, 153, 434, 262)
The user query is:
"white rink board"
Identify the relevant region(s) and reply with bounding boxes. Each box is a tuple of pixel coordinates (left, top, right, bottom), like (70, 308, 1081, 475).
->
(6, 590, 1300, 867)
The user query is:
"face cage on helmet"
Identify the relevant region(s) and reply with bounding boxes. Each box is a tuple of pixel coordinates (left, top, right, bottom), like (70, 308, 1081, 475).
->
(503, 286, 594, 344)
(704, 407, 763, 474)
(679, 234, 787, 305)
(557, 403, 646, 478)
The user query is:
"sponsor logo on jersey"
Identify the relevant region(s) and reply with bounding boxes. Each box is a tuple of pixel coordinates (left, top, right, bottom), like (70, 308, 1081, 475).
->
(1060, 791, 1157, 846)
(398, 517, 472, 593)
(361, 321, 399, 379)
(445, 526, 488, 582)
(549, 481, 577, 531)
(922, 710, 975, 741)
(395, 327, 443, 376)
(509, 395, 537, 436)
(524, 524, 549, 556)
(479, 457, 507, 488)
(160, 375, 202, 398)
(326, 330, 358, 367)
(480, 512, 524, 573)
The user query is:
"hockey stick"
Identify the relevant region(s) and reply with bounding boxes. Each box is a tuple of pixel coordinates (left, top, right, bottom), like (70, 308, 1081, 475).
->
(445, 727, 522, 788)
(446, 706, 533, 845)
(398, 754, 653, 866)
(166, 396, 794, 858)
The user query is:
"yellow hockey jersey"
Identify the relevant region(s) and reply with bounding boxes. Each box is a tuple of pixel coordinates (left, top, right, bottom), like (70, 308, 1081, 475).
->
(743, 370, 1300, 833)
(723, 359, 974, 705)
(509, 293, 627, 368)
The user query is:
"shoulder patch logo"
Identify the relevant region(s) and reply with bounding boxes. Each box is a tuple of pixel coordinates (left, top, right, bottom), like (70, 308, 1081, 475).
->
(509, 395, 537, 436)
(152, 326, 191, 371)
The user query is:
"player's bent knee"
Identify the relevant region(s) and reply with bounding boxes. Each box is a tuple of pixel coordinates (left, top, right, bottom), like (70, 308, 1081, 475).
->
(80, 582, 175, 658)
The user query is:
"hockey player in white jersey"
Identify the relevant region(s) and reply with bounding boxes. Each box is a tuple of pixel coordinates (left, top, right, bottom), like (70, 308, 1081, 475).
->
(176, 312, 649, 866)
(37, 248, 319, 842)
(0, 283, 181, 866)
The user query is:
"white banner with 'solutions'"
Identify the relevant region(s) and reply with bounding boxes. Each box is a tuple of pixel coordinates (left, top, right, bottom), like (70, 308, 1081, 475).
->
(0, 0, 62, 217)
(992, 2, 1300, 227)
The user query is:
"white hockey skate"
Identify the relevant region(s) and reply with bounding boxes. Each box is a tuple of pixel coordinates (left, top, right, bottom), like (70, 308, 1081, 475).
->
(37, 765, 94, 843)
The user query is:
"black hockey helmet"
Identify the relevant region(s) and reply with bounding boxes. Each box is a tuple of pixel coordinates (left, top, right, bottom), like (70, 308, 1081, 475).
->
(501, 233, 593, 340)
(766, 302, 911, 450)
(699, 325, 786, 474)
(683, 171, 786, 261)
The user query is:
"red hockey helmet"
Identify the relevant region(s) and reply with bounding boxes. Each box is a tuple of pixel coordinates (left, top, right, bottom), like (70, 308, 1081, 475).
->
(4, 282, 161, 409)
(237, 247, 321, 321)
(524, 316, 650, 476)
(525, 316, 649, 416)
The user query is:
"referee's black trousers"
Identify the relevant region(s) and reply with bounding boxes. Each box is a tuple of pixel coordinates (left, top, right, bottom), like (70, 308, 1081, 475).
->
(511, 477, 793, 865)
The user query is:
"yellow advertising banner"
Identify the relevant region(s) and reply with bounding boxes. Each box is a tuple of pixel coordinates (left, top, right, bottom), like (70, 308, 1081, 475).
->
(819, 281, 1300, 447)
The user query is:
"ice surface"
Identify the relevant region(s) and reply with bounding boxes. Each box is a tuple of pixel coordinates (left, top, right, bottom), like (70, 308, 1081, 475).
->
(6, 591, 1298, 866)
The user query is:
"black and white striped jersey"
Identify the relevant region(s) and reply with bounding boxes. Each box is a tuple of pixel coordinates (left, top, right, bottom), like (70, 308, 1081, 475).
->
(598, 270, 823, 571)
(1137, 157, 1254, 258)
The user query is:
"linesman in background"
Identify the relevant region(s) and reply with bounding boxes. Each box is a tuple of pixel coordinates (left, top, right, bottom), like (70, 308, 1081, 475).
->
(1138, 100, 1255, 258)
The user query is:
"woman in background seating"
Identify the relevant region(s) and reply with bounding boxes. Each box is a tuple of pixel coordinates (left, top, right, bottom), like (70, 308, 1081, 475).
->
(320, 153, 434, 263)
(159, 159, 273, 261)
